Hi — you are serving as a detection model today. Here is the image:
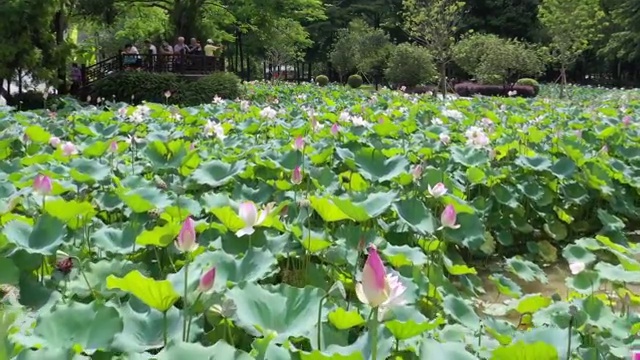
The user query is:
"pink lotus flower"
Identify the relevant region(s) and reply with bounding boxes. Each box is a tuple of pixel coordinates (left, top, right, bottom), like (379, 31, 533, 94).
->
(292, 136, 305, 151)
(175, 217, 198, 252)
(623, 116, 632, 126)
(61, 142, 78, 156)
(236, 201, 273, 237)
(198, 266, 216, 292)
(291, 166, 303, 185)
(108, 141, 118, 154)
(439, 133, 450, 145)
(439, 205, 461, 230)
(355, 245, 406, 319)
(411, 165, 422, 182)
(428, 182, 447, 197)
(49, 136, 61, 148)
(33, 174, 52, 196)
(331, 123, 340, 136)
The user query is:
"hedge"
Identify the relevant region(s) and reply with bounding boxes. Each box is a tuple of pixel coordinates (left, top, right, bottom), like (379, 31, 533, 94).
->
(454, 83, 536, 98)
(5, 91, 64, 111)
(91, 71, 241, 105)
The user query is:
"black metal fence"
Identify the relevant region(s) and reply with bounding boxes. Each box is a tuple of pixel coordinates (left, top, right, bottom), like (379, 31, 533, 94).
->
(82, 54, 225, 86)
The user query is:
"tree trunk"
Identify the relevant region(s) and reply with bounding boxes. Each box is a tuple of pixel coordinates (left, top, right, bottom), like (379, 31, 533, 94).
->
(439, 62, 447, 99)
(560, 64, 567, 99)
(55, 9, 68, 94)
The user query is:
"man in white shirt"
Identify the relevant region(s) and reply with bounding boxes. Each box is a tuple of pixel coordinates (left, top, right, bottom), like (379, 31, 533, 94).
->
(144, 40, 158, 70)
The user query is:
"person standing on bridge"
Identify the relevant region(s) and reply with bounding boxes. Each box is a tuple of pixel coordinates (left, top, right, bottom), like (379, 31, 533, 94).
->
(173, 37, 187, 72)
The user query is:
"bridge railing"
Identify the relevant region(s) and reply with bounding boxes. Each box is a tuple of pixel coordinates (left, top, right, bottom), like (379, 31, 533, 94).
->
(82, 54, 226, 86)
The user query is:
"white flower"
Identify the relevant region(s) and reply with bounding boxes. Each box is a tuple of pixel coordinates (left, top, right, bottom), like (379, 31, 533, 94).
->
(569, 261, 585, 275)
(439, 133, 451, 145)
(465, 126, 490, 148)
(350, 115, 368, 127)
(432, 118, 444, 125)
(49, 136, 61, 148)
(204, 121, 226, 140)
(339, 111, 351, 122)
(260, 107, 277, 119)
(508, 90, 517, 97)
(235, 202, 274, 237)
(240, 100, 250, 112)
(428, 182, 448, 197)
(441, 109, 463, 121)
(213, 95, 224, 104)
(61, 142, 78, 156)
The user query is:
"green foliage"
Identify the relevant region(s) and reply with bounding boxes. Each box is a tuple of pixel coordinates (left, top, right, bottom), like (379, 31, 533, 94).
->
(177, 73, 242, 106)
(538, 0, 605, 92)
(347, 74, 363, 88)
(329, 20, 393, 81)
(385, 43, 436, 87)
(402, 0, 465, 93)
(453, 33, 545, 84)
(91, 72, 240, 105)
(263, 18, 313, 67)
(516, 78, 540, 94)
(5, 91, 63, 111)
(315, 75, 329, 86)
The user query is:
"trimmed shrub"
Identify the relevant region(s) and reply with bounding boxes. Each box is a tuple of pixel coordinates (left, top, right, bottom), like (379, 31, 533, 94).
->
(176, 73, 241, 106)
(516, 78, 540, 95)
(347, 74, 363, 89)
(315, 75, 329, 86)
(454, 83, 536, 98)
(385, 43, 436, 88)
(5, 91, 63, 111)
(91, 71, 240, 105)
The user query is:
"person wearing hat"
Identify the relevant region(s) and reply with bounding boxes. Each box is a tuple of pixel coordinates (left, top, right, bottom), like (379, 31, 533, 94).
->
(204, 39, 217, 57)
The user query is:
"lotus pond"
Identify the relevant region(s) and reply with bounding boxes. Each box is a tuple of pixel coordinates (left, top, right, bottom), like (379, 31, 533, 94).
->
(1, 83, 640, 359)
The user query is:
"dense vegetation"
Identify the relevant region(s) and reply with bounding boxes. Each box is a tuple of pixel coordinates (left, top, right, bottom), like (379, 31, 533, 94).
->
(1, 0, 639, 100)
(1, 83, 640, 358)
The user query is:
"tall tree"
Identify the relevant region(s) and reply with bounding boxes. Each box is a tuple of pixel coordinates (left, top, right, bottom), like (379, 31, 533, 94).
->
(403, 0, 465, 95)
(538, 0, 605, 97)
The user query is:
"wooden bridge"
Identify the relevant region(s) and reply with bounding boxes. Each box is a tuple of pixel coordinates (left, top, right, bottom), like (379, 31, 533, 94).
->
(81, 54, 225, 86)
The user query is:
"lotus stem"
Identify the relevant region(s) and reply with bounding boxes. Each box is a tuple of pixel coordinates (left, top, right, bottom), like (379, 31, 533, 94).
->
(182, 259, 190, 341)
(371, 307, 379, 360)
(185, 291, 203, 341)
(316, 295, 327, 350)
(163, 310, 168, 347)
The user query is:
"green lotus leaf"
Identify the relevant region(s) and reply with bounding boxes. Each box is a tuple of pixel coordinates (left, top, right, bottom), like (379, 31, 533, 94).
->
(116, 186, 172, 213)
(490, 340, 558, 360)
(43, 198, 96, 230)
(488, 274, 522, 298)
(382, 245, 428, 268)
(354, 147, 409, 182)
(450, 146, 490, 167)
(0, 257, 20, 285)
(211, 206, 245, 232)
(514, 155, 552, 171)
(298, 325, 393, 360)
(69, 158, 111, 183)
(2, 214, 66, 255)
(506, 257, 547, 283)
(227, 282, 324, 343)
(155, 340, 253, 360)
(566, 270, 600, 294)
(393, 198, 436, 235)
(562, 244, 596, 265)
(309, 197, 353, 222)
(442, 295, 481, 331)
(112, 298, 200, 353)
(419, 338, 478, 359)
(67, 259, 144, 298)
(190, 159, 246, 187)
(24, 125, 51, 144)
(33, 301, 123, 353)
(135, 222, 181, 247)
(168, 248, 278, 294)
(91, 224, 142, 254)
(327, 308, 365, 330)
(594, 261, 640, 283)
(106, 270, 180, 312)
(515, 294, 552, 314)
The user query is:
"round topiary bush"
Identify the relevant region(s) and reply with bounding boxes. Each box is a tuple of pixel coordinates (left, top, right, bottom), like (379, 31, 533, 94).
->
(516, 78, 540, 95)
(347, 74, 363, 89)
(315, 75, 329, 86)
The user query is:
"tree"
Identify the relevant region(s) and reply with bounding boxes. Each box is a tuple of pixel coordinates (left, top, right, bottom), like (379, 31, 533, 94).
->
(403, 0, 465, 95)
(538, 0, 605, 97)
(453, 33, 545, 85)
(460, 0, 542, 42)
(264, 18, 313, 75)
(385, 43, 436, 87)
(0, 0, 62, 97)
(329, 20, 392, 84)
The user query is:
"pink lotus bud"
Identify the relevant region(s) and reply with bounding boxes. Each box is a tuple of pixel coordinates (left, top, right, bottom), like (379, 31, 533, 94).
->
(439, 205, 460, 230)
(198, 266, 216, 292)
(331, 123, 340, 136)
(33, 174, 52, 196)
(108, 141, 118, 153)
(292, 136, 305, 151)
(291, 166, 303, 185)
(61, 142, 78, 157)
(175, 217, 198, 252)
(623, 116, 632, 126)
(359, 244, 387, 307)
(428, 182, 447, 197)
(49, 136, 61, 148)
(411, 165, 423, 181)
